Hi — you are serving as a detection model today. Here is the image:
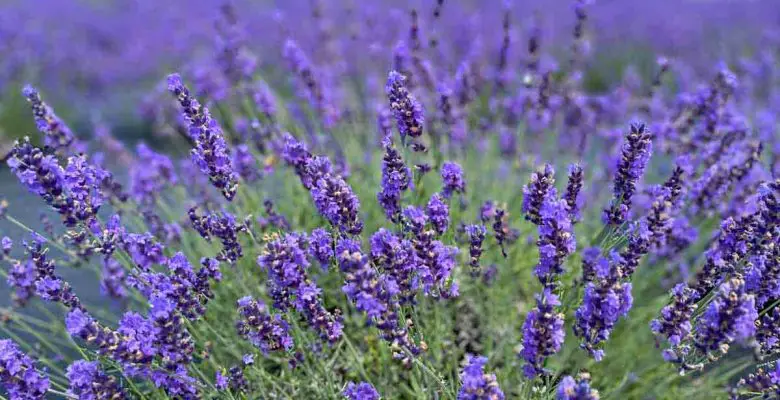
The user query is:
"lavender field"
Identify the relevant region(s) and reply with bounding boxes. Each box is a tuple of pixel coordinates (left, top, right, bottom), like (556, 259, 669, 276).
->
(0, 0, 778, 399)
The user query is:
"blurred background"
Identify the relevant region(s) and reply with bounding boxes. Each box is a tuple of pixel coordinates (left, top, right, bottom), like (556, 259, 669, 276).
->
(0, 0, 777, 226)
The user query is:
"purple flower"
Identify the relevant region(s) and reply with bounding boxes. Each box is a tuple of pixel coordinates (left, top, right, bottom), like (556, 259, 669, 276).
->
(129, 143, 177, 203)
(403, 206, 429, 236)
(650, 283, 698, 348)
(557, 374, 600, 400)
(695, 277, 757, 356)
(457, 355, 505, 400)
(308, 228, 334, 270)
(343, 382, 380, 400)
(465, 225, 487, 277)
(370, 228, 419, 304)
(7, 259, 36, 306)
(6, 138, 99, 226)
(258, 199, 291, 232)
(0, 339, 50, 399)
(386, 71, 425, 150)
(67, 360, 127, 399)
(121, 232, 166, 271)
(376, 104, 394, 142)
(215, 371, 228, 390)
(167, 73, 239, 201)
(258, 233, 343, 344)
(235, 296, 294, 356)
(730, 361, 780, 399)
(1, 236, 12, 256)
(337, 239, 390, 319)
(100, 258, 127, 299)
(603, 123, 653, 226)
(564, 164, 584, 224)
(521, 290, 565, 377)
(281, 136, 362, 234)
(426, 193, 450, 236)
(534, 196, 577, 288)
(16, 236, 82, 310)
(687, 141, 762, 217)
(574, 251, 633, 361)
(22, 85, 75, 150)
(441, 162, 466, 199)
(377, 140, 412, 222)
(311, 173, 364, 235)
(337, 239, 421, 361)
(522, 164, 556, 225)
(188, 207, 247, 263)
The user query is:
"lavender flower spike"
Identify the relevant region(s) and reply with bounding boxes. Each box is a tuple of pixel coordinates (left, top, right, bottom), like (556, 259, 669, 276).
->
(564, 163, 584, 224)
(521, 289, 565, 377)
(343, 381, 380, 400)
(441, 162, 466, 199)
(603, 123, 653, 226)
(695, 276, 757, 358)
(22, 85, 75, 150)
(167, 73, 239, 201)
(557, 373, 600, 400)
(0, 339, 50, 399)
(235, 296, 294, 356)
(67, 360, 128, 399)
(258, 233, 343, 344)
(574, 251, 633, 361)
(535, 196, 577, 288)
(426, 193, 450, 235)
(457, 355, 505, 400)
(378, 139, 413, 222)
(386, 70, 425, 151)
(523, 164, 556, 225)
(465, 224, 487, 277)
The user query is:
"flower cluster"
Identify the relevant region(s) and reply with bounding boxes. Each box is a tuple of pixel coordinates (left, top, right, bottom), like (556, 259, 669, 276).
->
(523, 164, 556, 225)
(281, 136, 363, 234)
(564, 163, 584, 223)
(426, 193, 450, 235)
(534, 195, 577, 288)
(22, 85, 76, 150)
(188, 206, 247, 263)
(603, 123, 653, 226)
(377, 139, 413, 222)
(343, 381, 380, 400)
(67, 360, 128, 399)
(337, 239, 421, 361)
(167, 73, 239, 200)
(457, 355, 505, 400)
(574, 250, 633, 360)
(258, 233, 344, 344)
(236, 296, 295, 356)
(521, 290, 565, 377)
(370, 228, 419, 304)
(465, 224, 487, 276)
(8, 138, 107, 226)
(283, 39, 339, 128)
(386, 71, 425, 151)
(0, 339, 50, 399)
(694, 277, 757, 357)
(441, 162, 466, 199)
(557, 373, 600, 400)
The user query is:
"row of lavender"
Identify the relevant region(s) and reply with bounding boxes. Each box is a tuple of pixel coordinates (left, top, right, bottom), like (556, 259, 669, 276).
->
(1, 0, 779, 399)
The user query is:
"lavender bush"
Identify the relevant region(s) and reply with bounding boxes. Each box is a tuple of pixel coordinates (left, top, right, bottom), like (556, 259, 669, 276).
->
(0, 1, 779, 399)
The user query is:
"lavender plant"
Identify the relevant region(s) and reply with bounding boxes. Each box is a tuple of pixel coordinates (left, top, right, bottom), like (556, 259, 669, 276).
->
(0, 1, 778, 399)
